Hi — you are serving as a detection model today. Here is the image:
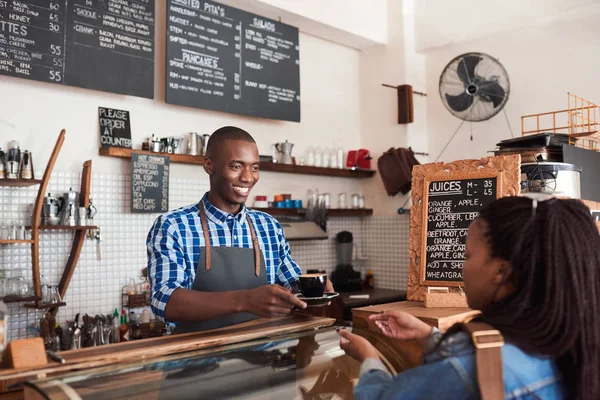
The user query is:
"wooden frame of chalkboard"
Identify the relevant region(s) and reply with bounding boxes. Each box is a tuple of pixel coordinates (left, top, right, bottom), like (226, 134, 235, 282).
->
(407, 155, 521, 302)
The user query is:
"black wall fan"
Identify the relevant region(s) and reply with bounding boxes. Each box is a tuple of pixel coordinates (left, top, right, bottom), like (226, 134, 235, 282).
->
(439, 52, 510, 121)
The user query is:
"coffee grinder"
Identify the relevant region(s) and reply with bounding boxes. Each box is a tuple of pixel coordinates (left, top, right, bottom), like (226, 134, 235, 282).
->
(331, 231, 362, 292)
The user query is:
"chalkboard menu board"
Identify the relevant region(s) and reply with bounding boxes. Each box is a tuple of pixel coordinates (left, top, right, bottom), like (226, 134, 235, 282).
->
(98, 107, 132, 148)
(0, 0, 155, 98)
(165, 0, 300, 122)
(424, 178, 496, 282)
(407, 155, 521, 301)
(131, 153, 169, 213)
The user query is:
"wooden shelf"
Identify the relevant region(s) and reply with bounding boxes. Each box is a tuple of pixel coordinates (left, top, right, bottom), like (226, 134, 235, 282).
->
(253, 208, 373, 217)
(0, 179, 43, 187)
(0, 240, 34, 245)
(2, 296, 40, 304)
(99, 146, 205, 165)
(99, 147, 376, 178)
(24, 301, 66, 310)
(30, 225, 98, 231)
(259, 162, 376, 178)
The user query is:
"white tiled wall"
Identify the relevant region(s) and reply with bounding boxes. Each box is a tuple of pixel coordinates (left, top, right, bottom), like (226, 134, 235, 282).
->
(0, 172, 409, 342)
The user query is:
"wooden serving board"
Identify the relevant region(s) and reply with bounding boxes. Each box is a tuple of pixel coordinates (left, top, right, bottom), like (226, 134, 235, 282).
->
(352, 301, 479, 332)
(0, 315, 335, 383)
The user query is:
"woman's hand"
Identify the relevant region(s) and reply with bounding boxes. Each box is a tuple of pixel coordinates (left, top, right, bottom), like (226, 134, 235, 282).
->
(369, 311, 433, 342)
(337, 328, 379, 363)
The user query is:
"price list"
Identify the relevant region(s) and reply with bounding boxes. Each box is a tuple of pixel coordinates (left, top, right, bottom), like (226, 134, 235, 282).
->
(0, 0, 155, 98)
(166, 0, 300, 122)
(424, 178, 497, 282)
(131, 153, 170, 214)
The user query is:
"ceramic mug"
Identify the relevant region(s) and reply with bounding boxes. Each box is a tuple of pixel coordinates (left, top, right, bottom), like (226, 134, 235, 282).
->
(299, 274, 327, 298)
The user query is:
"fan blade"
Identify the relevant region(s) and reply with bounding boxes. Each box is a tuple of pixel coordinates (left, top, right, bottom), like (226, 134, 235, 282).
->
(445, 92, 474, 112)
(457, 55, 482, 85)
(478, 81, 505, 108)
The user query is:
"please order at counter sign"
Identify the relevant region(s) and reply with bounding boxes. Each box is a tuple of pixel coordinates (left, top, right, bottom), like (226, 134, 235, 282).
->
(98, 107, 132, 148)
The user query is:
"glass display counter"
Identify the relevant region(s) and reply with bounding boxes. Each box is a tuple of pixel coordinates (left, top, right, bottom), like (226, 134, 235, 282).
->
(24, 327, 393, 399)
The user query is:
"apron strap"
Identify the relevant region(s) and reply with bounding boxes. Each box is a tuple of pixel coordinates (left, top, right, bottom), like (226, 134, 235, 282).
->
(199, 205, 212, 271)
(199, 203, 260, 276)
(246, 216, 261, 277)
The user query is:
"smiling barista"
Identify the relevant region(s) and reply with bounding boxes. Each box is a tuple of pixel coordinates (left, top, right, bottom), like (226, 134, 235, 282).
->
(147, 126, 333, 333)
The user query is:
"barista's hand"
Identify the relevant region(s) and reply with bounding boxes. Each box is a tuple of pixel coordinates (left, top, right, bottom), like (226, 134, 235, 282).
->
(325, 280, 335, 293)
(241, 285, 307, 318)
(369, 311, 433, 342)
(337, 328, 379, 363)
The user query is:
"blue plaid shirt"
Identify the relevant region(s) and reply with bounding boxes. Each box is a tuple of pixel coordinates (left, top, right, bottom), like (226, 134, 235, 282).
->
(146, 193, 302, 321)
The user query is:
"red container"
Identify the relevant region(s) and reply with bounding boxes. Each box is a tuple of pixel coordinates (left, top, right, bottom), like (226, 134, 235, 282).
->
(346, 149, 372, 170)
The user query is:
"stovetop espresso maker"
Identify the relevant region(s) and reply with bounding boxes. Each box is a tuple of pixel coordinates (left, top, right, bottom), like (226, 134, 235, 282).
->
(59, 188, 80, 226)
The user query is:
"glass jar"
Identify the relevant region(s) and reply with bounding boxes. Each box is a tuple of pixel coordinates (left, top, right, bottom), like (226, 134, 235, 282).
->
(0, 269, 7, 297)
(7, 269, 30, 297)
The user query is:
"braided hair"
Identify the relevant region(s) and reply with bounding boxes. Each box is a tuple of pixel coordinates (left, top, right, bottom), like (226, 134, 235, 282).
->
(476, 196, 600, 400)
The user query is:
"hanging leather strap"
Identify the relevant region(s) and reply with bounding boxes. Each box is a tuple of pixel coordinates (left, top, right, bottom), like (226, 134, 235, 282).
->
(199, 204, 260, 276)
(461, 321, 505, 400)
(199, 205, 212, 271)
(246, 217, 261, 277)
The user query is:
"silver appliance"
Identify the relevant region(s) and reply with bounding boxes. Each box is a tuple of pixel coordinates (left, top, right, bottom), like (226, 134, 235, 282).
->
(521, 162, 581, 198)
(200, 134, 210, 157)
(275, 141, 294, 165)
(42, 193, 63, 225)
(188, 132, 199, 155)
(60, 188, 80, 226)
(278, 221, 327, 240)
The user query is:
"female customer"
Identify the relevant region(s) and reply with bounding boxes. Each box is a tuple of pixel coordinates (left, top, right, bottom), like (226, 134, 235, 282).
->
(338, 196, 600, 399)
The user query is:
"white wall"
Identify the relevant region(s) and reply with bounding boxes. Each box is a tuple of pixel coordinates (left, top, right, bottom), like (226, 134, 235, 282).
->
(358, 0, 428, 216)
(217, 0, 388, 49)
(424, 7, 600, 163)
(0, 1, 369, 208)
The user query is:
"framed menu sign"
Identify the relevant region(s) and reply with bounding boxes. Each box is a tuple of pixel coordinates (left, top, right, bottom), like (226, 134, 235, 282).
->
(407, 155, 521, 301)
(131, 153, 169, 214)
(0, 0, 155, 98)
(165, 0, 300, 122)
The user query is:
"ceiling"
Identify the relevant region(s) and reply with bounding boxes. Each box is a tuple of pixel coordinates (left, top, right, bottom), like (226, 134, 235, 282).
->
(415, 0, 600, 51)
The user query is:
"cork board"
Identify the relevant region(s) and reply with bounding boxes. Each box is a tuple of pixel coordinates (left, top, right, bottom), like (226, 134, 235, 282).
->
(407, 155, 521, 301)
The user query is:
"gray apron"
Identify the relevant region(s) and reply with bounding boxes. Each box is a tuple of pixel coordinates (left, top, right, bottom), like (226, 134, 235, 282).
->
(176, 204, 267, 334)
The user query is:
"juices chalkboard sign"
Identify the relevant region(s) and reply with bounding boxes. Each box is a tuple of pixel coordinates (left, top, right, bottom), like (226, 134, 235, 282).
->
(407, 155, 521, 301)
(425, 178, 496, 282)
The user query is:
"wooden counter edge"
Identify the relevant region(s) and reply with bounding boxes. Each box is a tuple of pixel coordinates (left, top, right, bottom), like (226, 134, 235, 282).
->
(0, 315, 336, 383)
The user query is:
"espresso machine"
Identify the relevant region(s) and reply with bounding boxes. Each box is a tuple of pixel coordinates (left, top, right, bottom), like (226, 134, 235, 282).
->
(42, 193, 63, 225)
(330, 231, 362, 292)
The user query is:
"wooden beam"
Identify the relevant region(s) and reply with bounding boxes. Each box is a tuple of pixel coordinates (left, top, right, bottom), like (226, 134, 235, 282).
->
(58, 161, 92, 300)
(31, 130, 66, 307)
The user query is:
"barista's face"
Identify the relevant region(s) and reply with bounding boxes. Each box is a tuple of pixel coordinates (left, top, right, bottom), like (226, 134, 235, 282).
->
(463, 219, 513, 310)
(204, 139, 260, 214)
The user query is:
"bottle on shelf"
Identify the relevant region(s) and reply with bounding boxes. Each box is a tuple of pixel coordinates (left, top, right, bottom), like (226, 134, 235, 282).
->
(119, 310, 129, 342)
(363, 269, 374, 289)
(112, 308, 120, 344)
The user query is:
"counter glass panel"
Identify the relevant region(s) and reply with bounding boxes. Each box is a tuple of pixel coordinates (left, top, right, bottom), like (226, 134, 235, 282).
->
(25, 327, 383, 399)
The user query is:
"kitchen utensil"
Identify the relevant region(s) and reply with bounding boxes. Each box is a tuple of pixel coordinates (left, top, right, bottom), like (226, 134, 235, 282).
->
(200, 134, 210, 157)
(298, 273, 327, 298)
(187, 133, 199, 155)
(6, 140, 20, 179)
(60, 188, 79, 226)
(19, 150, 33, 179)
(295, 292, 339, 307)
(172, 136, 183, 154)
(275, 141, 294, 165)
(42, 193, 63, 225)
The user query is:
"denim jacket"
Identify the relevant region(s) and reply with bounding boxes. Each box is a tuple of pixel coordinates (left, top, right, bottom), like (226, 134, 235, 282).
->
(355, 329, 565, 399)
